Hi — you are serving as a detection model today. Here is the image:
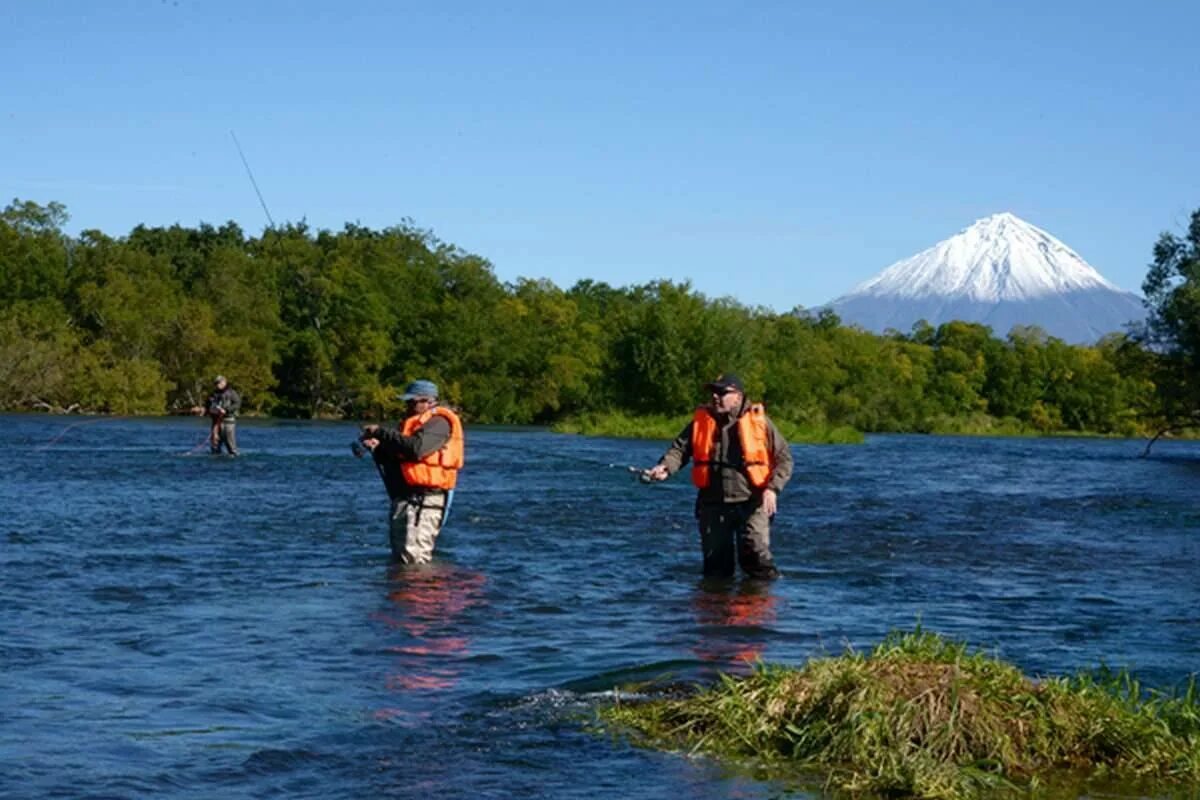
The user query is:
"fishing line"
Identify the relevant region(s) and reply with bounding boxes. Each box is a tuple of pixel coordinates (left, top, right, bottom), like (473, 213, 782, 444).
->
(177, 432, 215, 457)
(231, 129, 340, 415)
(35, 416, 127, 451)
(468, 436, 652, 481)
(347, 426, 650, 479)
(35, 415, 212, 457)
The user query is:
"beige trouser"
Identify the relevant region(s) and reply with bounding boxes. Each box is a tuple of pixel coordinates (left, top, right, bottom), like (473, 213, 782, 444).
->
(389, 493, 447, 564)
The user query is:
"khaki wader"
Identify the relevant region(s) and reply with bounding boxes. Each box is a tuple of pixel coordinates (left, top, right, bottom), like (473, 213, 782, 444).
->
(389, 492, 448, 564)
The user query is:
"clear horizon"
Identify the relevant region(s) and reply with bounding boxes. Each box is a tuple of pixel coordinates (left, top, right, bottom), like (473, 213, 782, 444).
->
(4, 1, 1197, 309)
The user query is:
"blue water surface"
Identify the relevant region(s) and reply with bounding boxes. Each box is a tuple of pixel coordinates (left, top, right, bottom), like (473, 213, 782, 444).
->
(1, 414, 1198, 798)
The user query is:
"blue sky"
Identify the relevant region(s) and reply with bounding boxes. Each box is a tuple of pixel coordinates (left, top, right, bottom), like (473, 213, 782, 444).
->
(4, 1, 1198, 310)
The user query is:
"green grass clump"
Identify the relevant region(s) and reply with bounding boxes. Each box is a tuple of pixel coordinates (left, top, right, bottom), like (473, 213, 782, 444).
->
(552, 411, 863, 445)
(551, 411, 693, 440)
(772, 418, 865, 445)
(600, 630, 1200, 798)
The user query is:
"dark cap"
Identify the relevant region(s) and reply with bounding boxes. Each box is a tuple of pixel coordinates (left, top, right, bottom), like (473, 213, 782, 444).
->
(703, 373, 744, 394)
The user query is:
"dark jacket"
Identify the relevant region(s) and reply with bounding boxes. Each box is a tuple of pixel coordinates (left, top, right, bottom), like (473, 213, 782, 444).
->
(206, 387, 241, 421)
(370, 413, 451, 501)
(657, 399, 793, 504)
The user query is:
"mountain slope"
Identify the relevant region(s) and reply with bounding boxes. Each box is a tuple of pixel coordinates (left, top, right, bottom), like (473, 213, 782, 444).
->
(826, 213, 1145, 342)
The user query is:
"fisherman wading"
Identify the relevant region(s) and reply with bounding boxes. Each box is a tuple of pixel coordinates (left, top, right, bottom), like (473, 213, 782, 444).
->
(356, 380, 465, 564)
(643, 374, 793, 580)
(204, 375, 241, 456)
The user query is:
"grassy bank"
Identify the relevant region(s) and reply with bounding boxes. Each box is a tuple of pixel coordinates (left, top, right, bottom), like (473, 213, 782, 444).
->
(600, 630, 1200, 799)
(919, 411, 1156, 439)
(550, 411, 864, 445)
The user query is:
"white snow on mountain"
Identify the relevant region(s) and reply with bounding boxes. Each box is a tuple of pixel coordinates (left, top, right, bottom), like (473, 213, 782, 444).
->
(826, 212, 1145, 343)
(849, 212, 1118, 301)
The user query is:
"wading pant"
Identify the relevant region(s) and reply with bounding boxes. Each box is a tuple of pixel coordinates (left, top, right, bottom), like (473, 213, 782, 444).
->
(696, 497, 779, 580)
(211, 421, 238, 456)
(389, 492, 448, 564)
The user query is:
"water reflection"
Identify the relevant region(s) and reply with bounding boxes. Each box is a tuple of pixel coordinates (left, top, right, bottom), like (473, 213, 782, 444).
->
(371, 564, 487, 719)
(690, 578, 778, 668)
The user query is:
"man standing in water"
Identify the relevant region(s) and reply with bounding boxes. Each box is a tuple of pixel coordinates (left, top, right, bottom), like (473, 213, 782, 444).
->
(642, 374, 793, 580)
(357, 380, 465, 564)
(205, 375, 241, 456)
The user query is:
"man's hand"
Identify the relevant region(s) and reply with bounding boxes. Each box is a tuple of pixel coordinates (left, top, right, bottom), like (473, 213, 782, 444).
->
(761, 488, 778, 517)
(643, 464, 669, 482)
(358, 425, 381, 454)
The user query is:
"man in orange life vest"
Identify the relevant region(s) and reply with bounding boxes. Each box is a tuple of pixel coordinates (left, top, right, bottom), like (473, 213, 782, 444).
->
(357, 379, 465, 564)
(643, 374, 793, 579)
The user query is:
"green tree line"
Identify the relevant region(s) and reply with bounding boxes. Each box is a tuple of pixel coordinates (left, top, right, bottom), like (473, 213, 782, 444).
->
(2, 198, 1197, 438)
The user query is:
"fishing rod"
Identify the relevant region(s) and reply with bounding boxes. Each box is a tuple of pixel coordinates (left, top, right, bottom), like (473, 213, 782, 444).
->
(466, 436, 655, 482)
(230, 129, 339, 416)
(347, 424, 652, 480)
(349, 431, 387, 482)
(231, 130, 276, 228)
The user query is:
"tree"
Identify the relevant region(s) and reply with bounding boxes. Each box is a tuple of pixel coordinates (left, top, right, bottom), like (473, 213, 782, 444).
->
(0, 299, 81, 410)
(609, 281, 711, 415)
(927, 321, 994, 418)
(0, 199, 71, 305)
(1138, 208, 1200, 451)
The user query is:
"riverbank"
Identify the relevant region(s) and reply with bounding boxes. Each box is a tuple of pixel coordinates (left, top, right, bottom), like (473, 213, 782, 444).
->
(12, 406, 1197, 448)
(550, 411, 865, 444)
(600, 629, 1200, 799)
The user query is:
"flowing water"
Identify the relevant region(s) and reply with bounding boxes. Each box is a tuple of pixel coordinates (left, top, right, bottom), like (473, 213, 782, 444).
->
(2, 415, 1198, 798)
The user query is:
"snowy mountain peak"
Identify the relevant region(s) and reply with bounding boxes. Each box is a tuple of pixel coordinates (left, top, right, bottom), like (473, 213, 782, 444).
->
(847, 212, 1119, 303)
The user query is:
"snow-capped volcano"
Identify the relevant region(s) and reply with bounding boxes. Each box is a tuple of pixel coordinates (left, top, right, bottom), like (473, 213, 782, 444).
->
(826, 213, 1145, 342)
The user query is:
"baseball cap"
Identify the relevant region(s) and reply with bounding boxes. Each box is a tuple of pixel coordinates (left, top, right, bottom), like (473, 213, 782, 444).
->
(399, 379, 439, 401)
(703, 373, 744, 394)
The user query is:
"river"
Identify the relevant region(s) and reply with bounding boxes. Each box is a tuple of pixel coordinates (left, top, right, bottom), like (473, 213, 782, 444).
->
(2, 415, 1197, 798)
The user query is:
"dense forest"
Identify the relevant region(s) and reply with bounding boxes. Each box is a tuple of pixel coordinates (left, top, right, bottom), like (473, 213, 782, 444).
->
(2, 199, 1197, 439)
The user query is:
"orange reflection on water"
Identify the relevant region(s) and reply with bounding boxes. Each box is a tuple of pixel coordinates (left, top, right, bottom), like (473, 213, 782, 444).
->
(388, 637, 470, 656)
(375, 564, 487, 697)
(690, 580, 778, 667)
(386, 672, 457, 691)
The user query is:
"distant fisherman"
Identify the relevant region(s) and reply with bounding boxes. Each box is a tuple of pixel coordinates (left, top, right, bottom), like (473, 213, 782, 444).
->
(204, 375, 241, 456)
(356, 380, 465, 564)
(641, 374, 793, 580)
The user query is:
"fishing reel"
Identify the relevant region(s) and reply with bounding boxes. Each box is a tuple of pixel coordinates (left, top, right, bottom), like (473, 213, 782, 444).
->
(350, 439, 368, 458)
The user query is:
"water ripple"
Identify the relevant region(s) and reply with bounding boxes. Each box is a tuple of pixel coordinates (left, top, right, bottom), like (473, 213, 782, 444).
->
(2, 417, 1198, 798)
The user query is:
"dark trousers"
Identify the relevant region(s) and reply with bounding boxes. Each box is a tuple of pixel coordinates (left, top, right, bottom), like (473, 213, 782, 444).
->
(210, 420, 238, 455)
(696, 497, 779, 579)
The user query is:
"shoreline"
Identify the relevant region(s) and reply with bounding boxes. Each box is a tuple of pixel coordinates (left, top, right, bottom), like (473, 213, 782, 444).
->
(6, 408, 1197, 445)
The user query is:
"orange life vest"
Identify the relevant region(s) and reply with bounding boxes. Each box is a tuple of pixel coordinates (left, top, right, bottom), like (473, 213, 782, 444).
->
(399, 406, 464, 490)
(690, 404, 772, 490)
